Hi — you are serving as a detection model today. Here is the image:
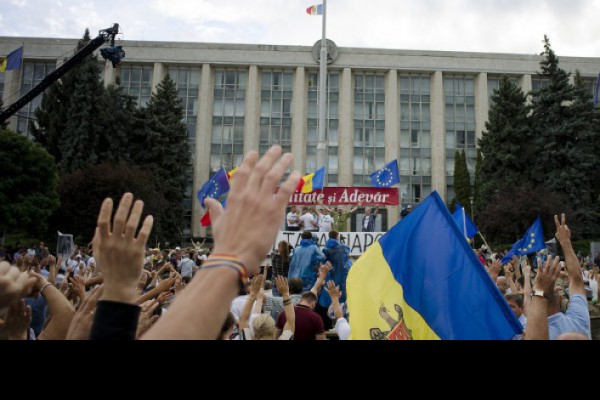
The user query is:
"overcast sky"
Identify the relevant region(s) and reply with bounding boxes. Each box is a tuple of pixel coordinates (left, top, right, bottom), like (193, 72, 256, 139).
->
(1, 0, 600, 57)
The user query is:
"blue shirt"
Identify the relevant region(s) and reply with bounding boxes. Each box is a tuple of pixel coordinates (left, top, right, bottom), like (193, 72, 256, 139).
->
(548, 294, 590, 340)
(288, 239, 326, 292)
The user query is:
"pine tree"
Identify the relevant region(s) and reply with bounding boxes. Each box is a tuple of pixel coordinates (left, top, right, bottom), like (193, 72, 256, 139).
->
(96, 81, 137, 163)
(473, 148, 483, 222)
(130, 74, 190, 243)
(530, 37, 598, 237)
(59, 29, 107, 174)
(452, 150, 471, 215)
(478, 75, 532, 210)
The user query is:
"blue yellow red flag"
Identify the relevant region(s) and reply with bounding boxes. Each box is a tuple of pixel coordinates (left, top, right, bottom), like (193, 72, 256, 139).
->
(346, 191, 522, 340)
(295, 167, 325, 193)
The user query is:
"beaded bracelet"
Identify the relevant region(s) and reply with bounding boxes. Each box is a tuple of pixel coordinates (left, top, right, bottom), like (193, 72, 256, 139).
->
(202, 255, 249, 289)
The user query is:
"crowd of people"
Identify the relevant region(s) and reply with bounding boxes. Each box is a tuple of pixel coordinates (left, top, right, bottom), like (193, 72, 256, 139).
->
(0, 145, 596, 340)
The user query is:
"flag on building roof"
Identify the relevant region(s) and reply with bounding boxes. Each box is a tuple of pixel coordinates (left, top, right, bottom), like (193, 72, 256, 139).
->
(306, 4, 323, 15)
(0, 46, 23, 72)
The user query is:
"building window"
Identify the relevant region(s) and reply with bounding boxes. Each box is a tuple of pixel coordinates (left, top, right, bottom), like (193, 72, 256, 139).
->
(17, 62, 56, 138)
(168, 66, 201, 236)
(487, 76, 518, 107)
(531, 76, 550, 92)
(211, 69, 246, 173)
(260, 70, 293, 156)
(353, 72, 385, 186)
(306, 71, 339, 185)
(399, 74, 432, 206)
(444, 75, 476, 198)
(119, 65, 153, 107)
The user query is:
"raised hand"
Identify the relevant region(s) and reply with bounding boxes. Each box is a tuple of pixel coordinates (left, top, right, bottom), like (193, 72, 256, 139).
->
(324, 280, 342, 301)
(274, 276, 289, 298)
(248, 275, 264, 298)
(205, 146, 300, 275)
(554, 213, 571, 244)
(0, 261, 36, 308)
(92, 192, 154, 304)
(136, 299, 160, 339)
(66, 285, 103, 340)
(533, 256, 561, 293)
(69, 275, 87, 303)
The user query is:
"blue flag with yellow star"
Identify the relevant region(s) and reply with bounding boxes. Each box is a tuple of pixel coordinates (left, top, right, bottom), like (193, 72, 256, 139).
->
(370, 160, 399, 188)
(501, 216, 545, 264)
(197, 168, 230, 208)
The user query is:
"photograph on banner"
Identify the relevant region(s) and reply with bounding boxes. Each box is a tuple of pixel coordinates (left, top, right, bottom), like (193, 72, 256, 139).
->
(274, 231, 385, 256)
(284, 187, 398, 206)
(56, 232, 75, 259)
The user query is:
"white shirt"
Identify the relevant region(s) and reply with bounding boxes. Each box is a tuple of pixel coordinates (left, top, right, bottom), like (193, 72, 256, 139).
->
(300, 212, 317, 232)
(179, 257, 195, 278)
(287, 212, 299, 228)
(319, 215, 335, 232)
(335, 318, 351, 340)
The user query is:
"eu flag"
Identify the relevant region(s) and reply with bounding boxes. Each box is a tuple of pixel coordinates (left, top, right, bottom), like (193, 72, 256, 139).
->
(501, 216, 545, 264)
(346, 191, 522, 340)
(452, 201, 478, 240)
(370, 160, 399, 188)
(197, 168, 230, 208)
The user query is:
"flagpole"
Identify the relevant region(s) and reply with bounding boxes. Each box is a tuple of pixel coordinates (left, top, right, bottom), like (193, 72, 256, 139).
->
(316, 0, 328, 173)
(477, 232, 493, 254)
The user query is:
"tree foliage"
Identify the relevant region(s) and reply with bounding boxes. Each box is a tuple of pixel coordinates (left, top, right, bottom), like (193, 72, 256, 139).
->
(453, 150, 472, 216)
(56, 162, 166, 244)
(0, 129, 60, 237)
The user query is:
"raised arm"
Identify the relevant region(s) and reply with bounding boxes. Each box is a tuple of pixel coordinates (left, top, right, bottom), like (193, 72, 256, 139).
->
(311, 261, 332, 297)
(142, 146, 300, 340)
(525, 256, 560, 340)
(276, 276, 295, 336)
(239, 275, 263, 332)
(30, 271, 76, 340)
(555, 214, 585, 297)
(523, 259, 532, 315)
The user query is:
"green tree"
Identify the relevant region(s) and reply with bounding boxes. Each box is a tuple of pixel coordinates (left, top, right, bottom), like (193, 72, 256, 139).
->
(530, 37, 597, 237)
(58, 29, 107, 174)
(56, 162, 166, 244)
(473, 148, 483, 222)
(130, 74, 190, 243)
(96, 81, 137, 163)
(453, 150, 472, 216)
(478, 75, 532, 210)
(0, 128, 60, 237)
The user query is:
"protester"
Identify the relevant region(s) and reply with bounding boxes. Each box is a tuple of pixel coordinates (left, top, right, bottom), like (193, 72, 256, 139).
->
(361, 206, 379, 232)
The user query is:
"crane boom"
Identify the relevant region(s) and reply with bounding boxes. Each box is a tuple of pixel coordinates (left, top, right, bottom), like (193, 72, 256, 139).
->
(0, 23, 124, 125)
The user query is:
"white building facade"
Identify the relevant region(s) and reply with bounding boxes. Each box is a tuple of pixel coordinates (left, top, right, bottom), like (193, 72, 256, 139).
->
(1, 37, 599, 238)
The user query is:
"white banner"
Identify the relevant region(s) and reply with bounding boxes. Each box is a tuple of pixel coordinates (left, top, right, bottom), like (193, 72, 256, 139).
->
(273, 231, 385, 256)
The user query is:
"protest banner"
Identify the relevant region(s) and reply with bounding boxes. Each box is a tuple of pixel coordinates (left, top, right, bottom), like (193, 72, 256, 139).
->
(273, 231, 385, 257)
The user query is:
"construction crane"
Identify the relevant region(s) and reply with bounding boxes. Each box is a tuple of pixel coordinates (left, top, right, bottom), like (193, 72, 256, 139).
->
(0, 23, 125, 125)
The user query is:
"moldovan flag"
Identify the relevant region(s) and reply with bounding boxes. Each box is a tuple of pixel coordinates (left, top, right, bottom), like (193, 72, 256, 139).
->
(306, 4, 323, 15)
(0, 46, 23, 72)
(346, 191, 522, 340)
(295, 166, 325, 193)
(227, 167, 238, 181)
(200, 200, 227, 227)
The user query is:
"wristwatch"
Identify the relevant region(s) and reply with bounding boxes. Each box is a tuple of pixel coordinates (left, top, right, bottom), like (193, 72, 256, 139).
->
(532, 289, 549, 299)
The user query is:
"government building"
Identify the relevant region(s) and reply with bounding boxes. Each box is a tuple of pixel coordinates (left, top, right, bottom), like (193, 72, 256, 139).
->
(1, 36, 599, 238)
